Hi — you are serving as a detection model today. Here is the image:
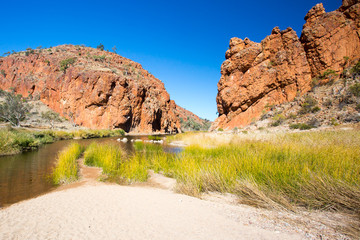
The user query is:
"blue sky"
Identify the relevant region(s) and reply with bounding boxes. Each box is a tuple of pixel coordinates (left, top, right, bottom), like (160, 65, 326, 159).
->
(0, 0, 340, 121)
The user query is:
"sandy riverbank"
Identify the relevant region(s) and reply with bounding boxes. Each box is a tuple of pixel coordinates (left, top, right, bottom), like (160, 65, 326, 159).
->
(0, 161, 350, 240)
(0, 183, 306, 240)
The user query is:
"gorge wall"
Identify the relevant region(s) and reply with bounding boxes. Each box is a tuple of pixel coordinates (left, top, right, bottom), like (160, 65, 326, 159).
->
(212, 0, 360, 130)
(0, 45, 181, 133)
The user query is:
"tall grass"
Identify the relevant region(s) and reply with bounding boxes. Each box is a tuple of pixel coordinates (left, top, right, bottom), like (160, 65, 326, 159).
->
(83, 142, 148, 183)
(136, 130, 360, 235)
(52, 143, 84, 184)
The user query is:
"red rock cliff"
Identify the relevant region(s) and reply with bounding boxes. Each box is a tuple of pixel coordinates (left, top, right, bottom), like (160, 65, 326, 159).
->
(301, 0, 360, 76)
(212, 0, 360, 130)
(0, 45, 181, 133)
(212, 27, 312, 130)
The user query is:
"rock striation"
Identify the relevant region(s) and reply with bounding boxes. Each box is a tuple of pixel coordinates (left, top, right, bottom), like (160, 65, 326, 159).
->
(212, 0, 360, 130)
(0, 45, 181, 133)
(212, 28, 312, 130)
(301, 1, 360, 77)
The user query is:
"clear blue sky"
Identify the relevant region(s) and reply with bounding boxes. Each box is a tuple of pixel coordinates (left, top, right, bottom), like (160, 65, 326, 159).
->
(0, 0, 340, 121)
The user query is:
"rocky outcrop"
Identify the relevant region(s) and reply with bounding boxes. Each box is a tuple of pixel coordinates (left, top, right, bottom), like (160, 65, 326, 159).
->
(0, 45, 181, 133)
(212, 28, 312, 130)
(301, 1, 360, 77)
(213, 0, 360, 130)
(174, 104, 211, 131)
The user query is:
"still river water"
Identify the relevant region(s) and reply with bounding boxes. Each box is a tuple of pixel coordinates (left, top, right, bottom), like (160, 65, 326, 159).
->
(0, 135, 180, 207)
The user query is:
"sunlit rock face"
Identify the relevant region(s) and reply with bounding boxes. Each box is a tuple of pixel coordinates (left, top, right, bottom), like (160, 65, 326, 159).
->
(301, 1, 360, 77)
(212, 28, 312, 130)
(0, 45, 181, 133)
(212, 0, 360, 130)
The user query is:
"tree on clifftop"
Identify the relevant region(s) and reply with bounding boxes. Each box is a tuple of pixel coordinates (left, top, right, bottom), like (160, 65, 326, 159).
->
(97, 43, 104, 51)
(0, 90, 31, 127)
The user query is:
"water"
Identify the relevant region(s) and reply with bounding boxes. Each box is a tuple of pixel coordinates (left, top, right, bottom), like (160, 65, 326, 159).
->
(0, 135, 181, 207)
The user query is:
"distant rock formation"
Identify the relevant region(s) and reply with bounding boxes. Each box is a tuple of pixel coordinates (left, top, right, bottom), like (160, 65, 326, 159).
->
(212, 0, 360, 130)
(0, 45, 181, 133)
(174, 104, 211, 131)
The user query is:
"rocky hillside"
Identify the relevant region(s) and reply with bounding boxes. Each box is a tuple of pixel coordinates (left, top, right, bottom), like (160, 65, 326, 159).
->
(258, 65, 360, 130)
(174, 105, 211, 131)
(212, 0, 360, 130)
(0, 45, 181, 133)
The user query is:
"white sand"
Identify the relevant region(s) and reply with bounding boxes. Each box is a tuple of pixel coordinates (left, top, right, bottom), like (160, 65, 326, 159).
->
(0, 165, 348, 240)
(0, 184, 304, 240)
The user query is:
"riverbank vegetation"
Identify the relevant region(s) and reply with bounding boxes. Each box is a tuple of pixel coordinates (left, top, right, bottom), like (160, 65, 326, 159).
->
(83, 143, 148, 183)
(0, 127, 125, 156)
(52, 143, 84, 184)
(50, 129, 360, 237)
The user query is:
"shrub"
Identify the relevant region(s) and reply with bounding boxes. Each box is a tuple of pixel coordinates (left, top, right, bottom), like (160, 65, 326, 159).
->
(93, 55, 106, 62)
(0, 70, 5, 77)
(330, 118, 339, 126)
(60, 57, 77, 72)
(41, 111, 62, 129)
(350, 60, 360, 75)
(298, 96, 320, 115)
(355, 103, 360, 112)
(270, 114, 285, 127)
(218, 128, 223, 132)
(318, 69, 337, 79)
(349, 83, 360, 97)
(0, 90, 31, 126)
(289, 123, 314, 130)
(97, 43, 104, 51)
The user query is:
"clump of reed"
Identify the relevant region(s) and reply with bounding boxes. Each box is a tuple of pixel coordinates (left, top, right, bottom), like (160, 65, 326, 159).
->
(52, 142, 84, 185)
(152, 130, 360, 237)
(83, 142, 148, 183)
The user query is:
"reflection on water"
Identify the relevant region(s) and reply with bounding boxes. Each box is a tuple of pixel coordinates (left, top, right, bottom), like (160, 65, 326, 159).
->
(0, 135, 181, 207)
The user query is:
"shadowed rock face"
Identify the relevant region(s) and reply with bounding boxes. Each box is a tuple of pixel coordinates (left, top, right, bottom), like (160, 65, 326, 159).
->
(0, 45, 180, 133)
(213, 0, 360, 130)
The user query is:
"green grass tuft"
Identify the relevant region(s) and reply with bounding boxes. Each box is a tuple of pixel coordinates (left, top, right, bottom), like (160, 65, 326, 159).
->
(52, 143, 84, 185)
(84, 142, 148, 183)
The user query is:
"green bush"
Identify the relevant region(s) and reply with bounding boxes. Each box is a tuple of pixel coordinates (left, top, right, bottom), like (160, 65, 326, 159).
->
(298, 96, 320, 115)
(289, 123, 314, 130)
(350, 60, 360, 75)
(270, 114, 285, 127)
(60, 57, 77, 72)
(349, 83, 360, 97)
(93, 55, 106, 62)
(0, 90, 31, 126)
(318, 69, 337, 79)
(97, 44, 104, 51)
(356, 103, 360, 112)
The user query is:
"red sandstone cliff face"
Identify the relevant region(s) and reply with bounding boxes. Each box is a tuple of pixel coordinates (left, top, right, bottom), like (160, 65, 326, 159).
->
(212, 0, 360, 130)
(301, 1, 360, 77)
(0, 45, 181, 133)
(212, 28, 312, 130)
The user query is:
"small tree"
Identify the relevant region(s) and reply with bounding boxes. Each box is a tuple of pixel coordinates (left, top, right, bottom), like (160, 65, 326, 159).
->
(41, 111, 62, 129)
(97, 43, 104, 51)
(60, 57, 77, 72)
(0, 90, 31, 126)
(112, 45, 117, 54)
